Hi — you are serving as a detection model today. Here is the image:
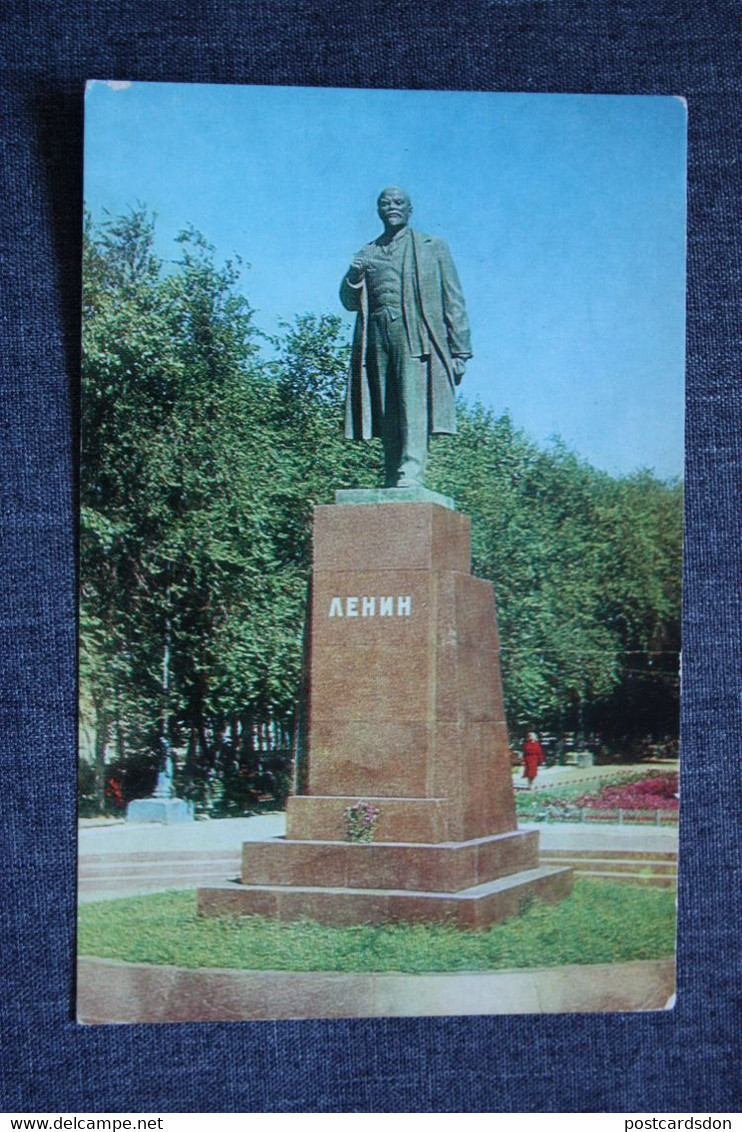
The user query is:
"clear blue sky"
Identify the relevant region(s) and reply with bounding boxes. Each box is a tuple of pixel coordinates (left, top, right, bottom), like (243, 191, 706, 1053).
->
(84, 82, 686, 479)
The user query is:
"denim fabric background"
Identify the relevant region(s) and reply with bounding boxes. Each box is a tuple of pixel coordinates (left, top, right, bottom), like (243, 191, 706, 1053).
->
(2, 0, 741, 1114)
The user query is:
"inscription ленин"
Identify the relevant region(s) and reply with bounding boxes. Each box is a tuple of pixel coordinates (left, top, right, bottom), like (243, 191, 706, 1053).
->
(328, 596, 412, 618)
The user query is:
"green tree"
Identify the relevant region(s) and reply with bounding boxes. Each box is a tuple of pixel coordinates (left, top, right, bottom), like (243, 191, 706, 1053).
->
(80, 207, 682, 814)
(429, 401, 681, 743)
(81, 212, 300, 808)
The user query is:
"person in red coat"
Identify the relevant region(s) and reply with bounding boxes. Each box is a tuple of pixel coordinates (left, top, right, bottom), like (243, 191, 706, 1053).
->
(522, 731, 545, 788)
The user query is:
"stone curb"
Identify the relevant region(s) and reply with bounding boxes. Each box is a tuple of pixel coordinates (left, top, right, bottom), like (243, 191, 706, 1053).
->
(77, 956, 675, 1024)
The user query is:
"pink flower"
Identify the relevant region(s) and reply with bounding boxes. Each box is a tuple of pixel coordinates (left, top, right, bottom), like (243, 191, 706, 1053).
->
(576, 774, 679, 812)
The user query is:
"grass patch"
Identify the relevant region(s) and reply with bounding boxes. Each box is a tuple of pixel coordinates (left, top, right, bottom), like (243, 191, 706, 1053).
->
(516, 781, 599, 807)
(78, 880, 676, 973)
(515, 781, 610, 819)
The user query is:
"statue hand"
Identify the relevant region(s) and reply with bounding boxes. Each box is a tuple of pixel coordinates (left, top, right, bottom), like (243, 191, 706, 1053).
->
(453, 358, 467, 385)
(347, 256, 367, 285)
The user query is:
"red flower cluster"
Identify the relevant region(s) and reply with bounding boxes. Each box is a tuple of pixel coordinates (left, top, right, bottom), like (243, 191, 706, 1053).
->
(575, 773, 679, 812)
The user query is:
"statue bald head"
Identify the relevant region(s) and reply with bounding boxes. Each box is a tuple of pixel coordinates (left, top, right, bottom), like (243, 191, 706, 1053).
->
(377, 186, 413, 234)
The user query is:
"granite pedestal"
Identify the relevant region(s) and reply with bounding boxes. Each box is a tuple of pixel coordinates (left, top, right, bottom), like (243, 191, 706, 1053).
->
(126, 797, 194, 824)
(199, 501, 571, 927)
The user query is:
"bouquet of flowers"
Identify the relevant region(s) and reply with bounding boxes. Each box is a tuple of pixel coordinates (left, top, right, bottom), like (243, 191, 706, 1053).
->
(345, 800, 381, 843)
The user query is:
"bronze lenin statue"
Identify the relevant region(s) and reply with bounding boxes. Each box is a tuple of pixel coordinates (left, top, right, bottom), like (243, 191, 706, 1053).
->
(340, 187, 472, 489)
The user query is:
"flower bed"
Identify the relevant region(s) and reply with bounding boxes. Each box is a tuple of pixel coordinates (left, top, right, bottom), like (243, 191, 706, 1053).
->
(574, 773, 678, 813)
(515, 773, 679, 823)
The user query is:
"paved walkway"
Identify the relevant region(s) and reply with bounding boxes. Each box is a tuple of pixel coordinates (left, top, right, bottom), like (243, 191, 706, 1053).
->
(79, 811, 284, 853)
(515, 759, 678, 792)
(78, 804, 677, 903)
(521, 821, 677, 854)
(78, 813, 286, 902)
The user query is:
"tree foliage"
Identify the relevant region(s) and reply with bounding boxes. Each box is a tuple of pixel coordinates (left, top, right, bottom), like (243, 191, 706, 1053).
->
(429, 411, 681, 737)
(80, 209, 682, 813)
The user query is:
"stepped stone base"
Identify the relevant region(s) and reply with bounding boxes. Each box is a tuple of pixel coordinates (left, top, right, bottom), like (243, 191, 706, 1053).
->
(198, 864, 573, 930)
(541, 849, 677, 888)
(197, 501, 573, 932)
(242, 829, 538, 892)
(198, 828, 573, 929)
(286, 795, 483, 844)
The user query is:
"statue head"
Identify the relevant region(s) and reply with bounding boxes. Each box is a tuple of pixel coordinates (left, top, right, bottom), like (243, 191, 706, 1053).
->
(377, 186, 412, 234)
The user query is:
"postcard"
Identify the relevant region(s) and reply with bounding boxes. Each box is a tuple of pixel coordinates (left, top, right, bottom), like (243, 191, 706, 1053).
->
(77, 82, 685, 1023)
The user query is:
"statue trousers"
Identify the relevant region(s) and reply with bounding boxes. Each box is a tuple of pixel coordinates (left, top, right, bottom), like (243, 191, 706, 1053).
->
(367, 309, 429, 488)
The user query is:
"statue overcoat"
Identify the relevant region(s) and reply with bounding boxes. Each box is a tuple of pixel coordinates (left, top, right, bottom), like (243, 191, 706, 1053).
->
(340, 229, 472, 440)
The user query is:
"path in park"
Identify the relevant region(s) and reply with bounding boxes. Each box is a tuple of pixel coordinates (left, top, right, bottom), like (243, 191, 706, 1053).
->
(519, 758, 678, 791)
(78, 813, 285, 903)
(78, 761, 678, 902)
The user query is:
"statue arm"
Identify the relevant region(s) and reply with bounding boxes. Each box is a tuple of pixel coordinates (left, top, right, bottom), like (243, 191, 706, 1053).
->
(438, 242, 473, 361)
(340, 247, 370, 311)
(340, 272, 364, 311)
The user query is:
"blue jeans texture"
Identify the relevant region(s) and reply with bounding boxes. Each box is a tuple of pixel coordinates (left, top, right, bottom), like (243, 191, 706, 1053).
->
(1, 0, 741, 1114)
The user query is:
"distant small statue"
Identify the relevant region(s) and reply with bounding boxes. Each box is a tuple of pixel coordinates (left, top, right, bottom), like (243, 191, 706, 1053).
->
(153, 736, 174, 799)
(340, 187, 472, 489)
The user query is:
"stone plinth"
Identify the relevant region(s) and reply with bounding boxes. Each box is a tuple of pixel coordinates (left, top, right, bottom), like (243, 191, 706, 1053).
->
(199, 502, 571, 928)
(126, 797, 194, 824)
(303, 503, 514, 842)
(335, 486, 455, 509)
(242, 829, 540, 892)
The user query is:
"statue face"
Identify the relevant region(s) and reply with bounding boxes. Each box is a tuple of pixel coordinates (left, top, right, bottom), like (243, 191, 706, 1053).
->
(377, 187, 412, 232)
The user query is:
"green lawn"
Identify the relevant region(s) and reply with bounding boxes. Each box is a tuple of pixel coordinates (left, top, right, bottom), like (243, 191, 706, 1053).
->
(78, 880, 676, 973)
(514, 780, 613, 819)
